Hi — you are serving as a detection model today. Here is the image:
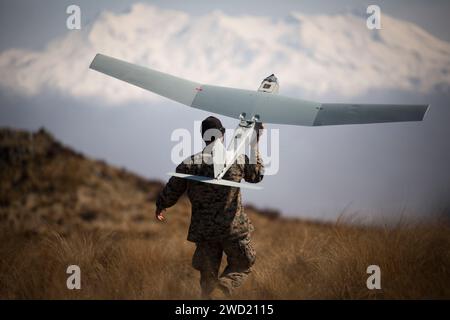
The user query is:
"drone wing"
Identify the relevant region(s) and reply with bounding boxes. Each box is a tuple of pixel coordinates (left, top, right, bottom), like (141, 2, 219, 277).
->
(89, 53, 201, 106)
(168, 172, 262, 190)
(90, 54, 429, 126)
(312, 103, 428, 126)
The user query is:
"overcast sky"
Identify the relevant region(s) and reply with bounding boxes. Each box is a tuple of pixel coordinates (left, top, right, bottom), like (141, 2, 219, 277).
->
(0, 0, 449, 223)
(2, 0, 450, 52)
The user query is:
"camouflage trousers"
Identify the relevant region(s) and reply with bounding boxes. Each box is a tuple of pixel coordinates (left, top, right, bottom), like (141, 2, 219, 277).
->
(192, 234, 256, 299)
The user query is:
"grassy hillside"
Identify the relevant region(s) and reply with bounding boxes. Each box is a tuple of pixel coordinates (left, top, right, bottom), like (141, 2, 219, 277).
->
(0, 128, 449, 299)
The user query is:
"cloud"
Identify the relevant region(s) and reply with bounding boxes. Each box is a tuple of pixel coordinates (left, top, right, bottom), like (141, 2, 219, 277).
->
(1, 3, 450, 105)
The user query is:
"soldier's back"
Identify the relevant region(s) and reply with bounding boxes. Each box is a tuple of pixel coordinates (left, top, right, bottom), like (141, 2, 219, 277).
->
(181, 151, 253, 242)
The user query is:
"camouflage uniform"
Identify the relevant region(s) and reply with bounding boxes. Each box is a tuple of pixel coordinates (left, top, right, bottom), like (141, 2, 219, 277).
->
(156, 145, 264, 297)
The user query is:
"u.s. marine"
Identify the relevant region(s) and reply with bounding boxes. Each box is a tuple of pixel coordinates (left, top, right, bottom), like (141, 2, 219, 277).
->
(155, 116, 264, 299)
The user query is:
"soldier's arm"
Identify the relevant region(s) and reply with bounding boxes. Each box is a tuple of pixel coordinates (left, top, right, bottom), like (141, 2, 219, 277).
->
(243, 143, 264, 184)
(155, 162, 189, 211)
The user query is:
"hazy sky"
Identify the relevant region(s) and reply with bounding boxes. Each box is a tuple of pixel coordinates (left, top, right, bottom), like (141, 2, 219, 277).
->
(0, 0, 449, 223)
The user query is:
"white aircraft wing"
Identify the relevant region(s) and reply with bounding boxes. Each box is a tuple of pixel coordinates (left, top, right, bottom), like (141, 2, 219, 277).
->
(90, 54, 429, 126)
(313, 103, 428, 126)
(168, 172, 262, 190)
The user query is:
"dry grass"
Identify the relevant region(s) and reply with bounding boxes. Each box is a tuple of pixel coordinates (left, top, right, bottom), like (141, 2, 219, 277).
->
(0, 212, 448, 300)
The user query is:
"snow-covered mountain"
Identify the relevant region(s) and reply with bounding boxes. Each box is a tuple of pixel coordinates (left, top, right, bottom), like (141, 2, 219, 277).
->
(0, 3, 449, 105)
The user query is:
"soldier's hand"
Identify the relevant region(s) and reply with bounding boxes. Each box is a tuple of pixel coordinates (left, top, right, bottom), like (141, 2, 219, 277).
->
(155, 207, 166, 222)
(253, 122, 265, 143)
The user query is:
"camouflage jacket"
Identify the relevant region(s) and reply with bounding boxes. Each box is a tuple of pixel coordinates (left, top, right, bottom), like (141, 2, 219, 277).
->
(156, 146, 264, 242)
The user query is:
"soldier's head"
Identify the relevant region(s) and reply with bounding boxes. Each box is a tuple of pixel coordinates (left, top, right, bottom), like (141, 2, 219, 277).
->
(201, 116, 225, 145)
